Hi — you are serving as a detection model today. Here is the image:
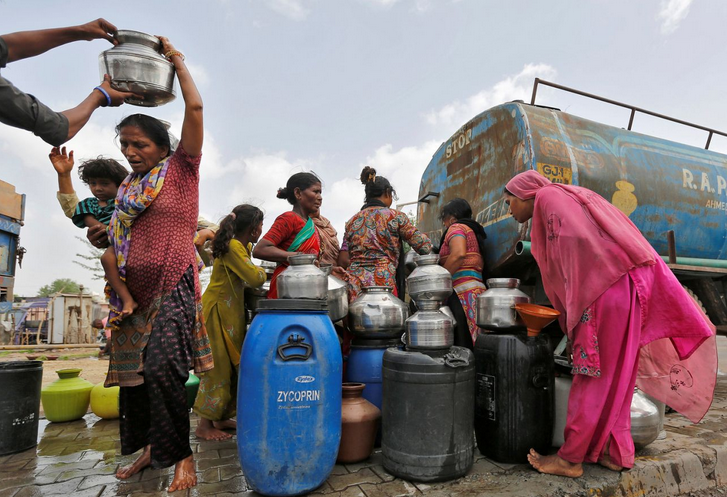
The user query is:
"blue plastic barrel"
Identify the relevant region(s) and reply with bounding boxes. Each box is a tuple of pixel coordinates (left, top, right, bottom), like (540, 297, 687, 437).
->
(346, 339, 398, 410)
(238, 299, 342, 496)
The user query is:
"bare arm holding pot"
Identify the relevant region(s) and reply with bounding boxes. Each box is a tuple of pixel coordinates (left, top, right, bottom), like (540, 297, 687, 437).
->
(157, 36, 203, 156)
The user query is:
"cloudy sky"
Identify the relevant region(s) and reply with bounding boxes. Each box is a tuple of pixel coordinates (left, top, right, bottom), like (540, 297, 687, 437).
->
(2, 0, 725, 296)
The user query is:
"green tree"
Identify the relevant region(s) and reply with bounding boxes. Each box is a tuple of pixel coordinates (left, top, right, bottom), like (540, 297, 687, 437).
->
(37, 278, 81, 297)
(73, 236, 105, 280)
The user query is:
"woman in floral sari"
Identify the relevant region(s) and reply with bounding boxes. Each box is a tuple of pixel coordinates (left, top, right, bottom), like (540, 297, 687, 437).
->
(344, 166, 432, 302)
(194, 205, 266, 441)
(253, 172, 322, 296)
(104, 37, 212, 492)
(438, 198, 487, 349)
(504, 171, 716, 478)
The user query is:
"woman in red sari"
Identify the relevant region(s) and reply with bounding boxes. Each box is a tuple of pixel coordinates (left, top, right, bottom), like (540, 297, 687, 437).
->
(504, 170, 716, 478)
(254, 172, 322, 297)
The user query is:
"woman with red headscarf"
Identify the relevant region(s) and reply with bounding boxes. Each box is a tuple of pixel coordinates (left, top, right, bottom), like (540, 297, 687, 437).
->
(504, 170, 716, 478)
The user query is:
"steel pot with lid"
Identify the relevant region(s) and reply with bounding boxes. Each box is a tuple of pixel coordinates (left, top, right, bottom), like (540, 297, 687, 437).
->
(277, 254, 327, 300)
(321, 264, 348, 322)
(404, 300, 454, 350)
(99, 30, 176, 107)
(407, 254, 453, 302)
(349, 287, 408, 338)
(476, 278, 531, 330)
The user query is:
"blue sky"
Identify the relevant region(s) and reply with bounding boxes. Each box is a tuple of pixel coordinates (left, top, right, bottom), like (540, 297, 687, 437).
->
(2, 0, 724, 296)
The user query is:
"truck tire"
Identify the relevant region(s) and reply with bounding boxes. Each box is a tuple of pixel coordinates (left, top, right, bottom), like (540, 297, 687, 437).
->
(683, 280, 727, 326)
(682, 285, 706, 314)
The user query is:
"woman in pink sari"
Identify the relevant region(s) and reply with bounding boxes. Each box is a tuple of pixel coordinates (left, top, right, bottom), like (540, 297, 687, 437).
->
(505, 170, 717, 477)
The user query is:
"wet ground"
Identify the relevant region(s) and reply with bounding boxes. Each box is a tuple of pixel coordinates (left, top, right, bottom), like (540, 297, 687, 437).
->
(2, 337, 727, 496)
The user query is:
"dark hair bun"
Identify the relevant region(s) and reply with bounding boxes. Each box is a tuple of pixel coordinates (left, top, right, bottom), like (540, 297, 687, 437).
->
(360, 166, 377, 185)
(276, 187, 289, 200)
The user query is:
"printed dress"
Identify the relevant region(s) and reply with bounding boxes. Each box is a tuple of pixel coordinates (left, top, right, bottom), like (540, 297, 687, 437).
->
(344, 206, 431, 301)
(106, 145, 213, 469)
(438, 223, 487, 344)
(194, 240, 266, 421)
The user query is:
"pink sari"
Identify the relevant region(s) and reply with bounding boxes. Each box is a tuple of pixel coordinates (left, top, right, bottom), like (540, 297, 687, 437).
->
(506, 170, 717, 467)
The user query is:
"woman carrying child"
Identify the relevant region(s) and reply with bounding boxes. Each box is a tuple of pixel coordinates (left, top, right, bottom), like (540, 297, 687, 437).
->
(103, 36, 212, 492)
(193, 205, 266, 441)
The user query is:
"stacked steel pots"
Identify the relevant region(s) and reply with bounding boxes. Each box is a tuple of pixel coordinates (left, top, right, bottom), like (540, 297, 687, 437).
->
(405, 254, 455, 349)
(347, 286, 406, 410)
(381, 253, 475, 482)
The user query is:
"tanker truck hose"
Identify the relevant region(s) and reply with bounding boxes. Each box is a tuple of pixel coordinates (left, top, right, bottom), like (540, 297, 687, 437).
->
(515, 241, 532, 258)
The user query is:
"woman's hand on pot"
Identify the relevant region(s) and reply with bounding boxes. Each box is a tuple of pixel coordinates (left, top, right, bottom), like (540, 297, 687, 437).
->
(332, 266, 347, 279)
(87, 224, 110, 248)
(157, 36, 178, 56)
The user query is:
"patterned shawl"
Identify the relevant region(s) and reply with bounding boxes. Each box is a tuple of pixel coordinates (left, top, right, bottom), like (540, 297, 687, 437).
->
(106, 159, 171, 328)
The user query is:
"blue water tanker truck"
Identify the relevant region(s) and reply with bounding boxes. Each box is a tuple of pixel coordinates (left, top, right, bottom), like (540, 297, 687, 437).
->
(416, 80, 727, 331)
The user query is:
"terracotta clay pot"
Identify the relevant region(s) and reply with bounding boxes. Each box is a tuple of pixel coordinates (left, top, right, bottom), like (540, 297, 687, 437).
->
(41, 369, 94, 422)
(337, 382, 381, 463)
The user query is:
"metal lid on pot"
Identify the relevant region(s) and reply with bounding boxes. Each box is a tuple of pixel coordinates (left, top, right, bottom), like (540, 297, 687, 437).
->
(414, 253, 439, 265)
(486, 278, 521, 289)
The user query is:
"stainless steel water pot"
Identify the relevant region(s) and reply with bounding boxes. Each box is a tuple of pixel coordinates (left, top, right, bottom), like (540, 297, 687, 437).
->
(99, 30, 176, 107)
(407, 254, 452, 302)
(277, 254, 327, 300)
(476, 278, 531, 330)
(405, 300, 454, 350)
(349, 286, 408, 338)
(631, 388, 661, 449)
(321, 264, 348, 322)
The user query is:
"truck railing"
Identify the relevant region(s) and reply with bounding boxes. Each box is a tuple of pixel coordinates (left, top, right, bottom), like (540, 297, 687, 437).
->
(530, 78, 727, 150)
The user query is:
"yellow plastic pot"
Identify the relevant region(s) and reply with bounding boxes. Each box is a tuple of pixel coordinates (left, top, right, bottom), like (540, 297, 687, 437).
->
(90, 381, 120, 419)
(41, 369, 93, 422)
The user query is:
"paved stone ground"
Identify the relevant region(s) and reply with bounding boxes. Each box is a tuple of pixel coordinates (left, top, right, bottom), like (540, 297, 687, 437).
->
(4, 336, 727, 497)
(2, 373, 727, 497)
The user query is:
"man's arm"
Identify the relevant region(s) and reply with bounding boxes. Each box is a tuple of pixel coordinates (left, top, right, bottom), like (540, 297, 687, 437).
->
(1, 19, 118, 63)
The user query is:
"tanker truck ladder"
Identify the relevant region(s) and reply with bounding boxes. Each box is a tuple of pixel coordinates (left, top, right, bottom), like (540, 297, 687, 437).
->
(530, 79, 727, 150)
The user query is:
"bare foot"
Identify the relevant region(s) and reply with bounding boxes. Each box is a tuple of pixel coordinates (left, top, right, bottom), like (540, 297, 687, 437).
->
(598, 453, 623, 471)
(117, 445, 151, 479)
(598, 439, 623, 471)
(527, 449, 584, 478)
(195, 418, 233, 441)
(168, 454, 196, 492)
(213, 418, 237, 431)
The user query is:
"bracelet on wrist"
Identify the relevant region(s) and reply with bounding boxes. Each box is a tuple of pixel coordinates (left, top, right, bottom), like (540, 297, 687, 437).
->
(164, 50, 185, 61)
(93, 86, 112, 107)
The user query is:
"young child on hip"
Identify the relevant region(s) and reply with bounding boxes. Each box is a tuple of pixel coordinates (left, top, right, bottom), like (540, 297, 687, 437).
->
(49, 146, 136, 316)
